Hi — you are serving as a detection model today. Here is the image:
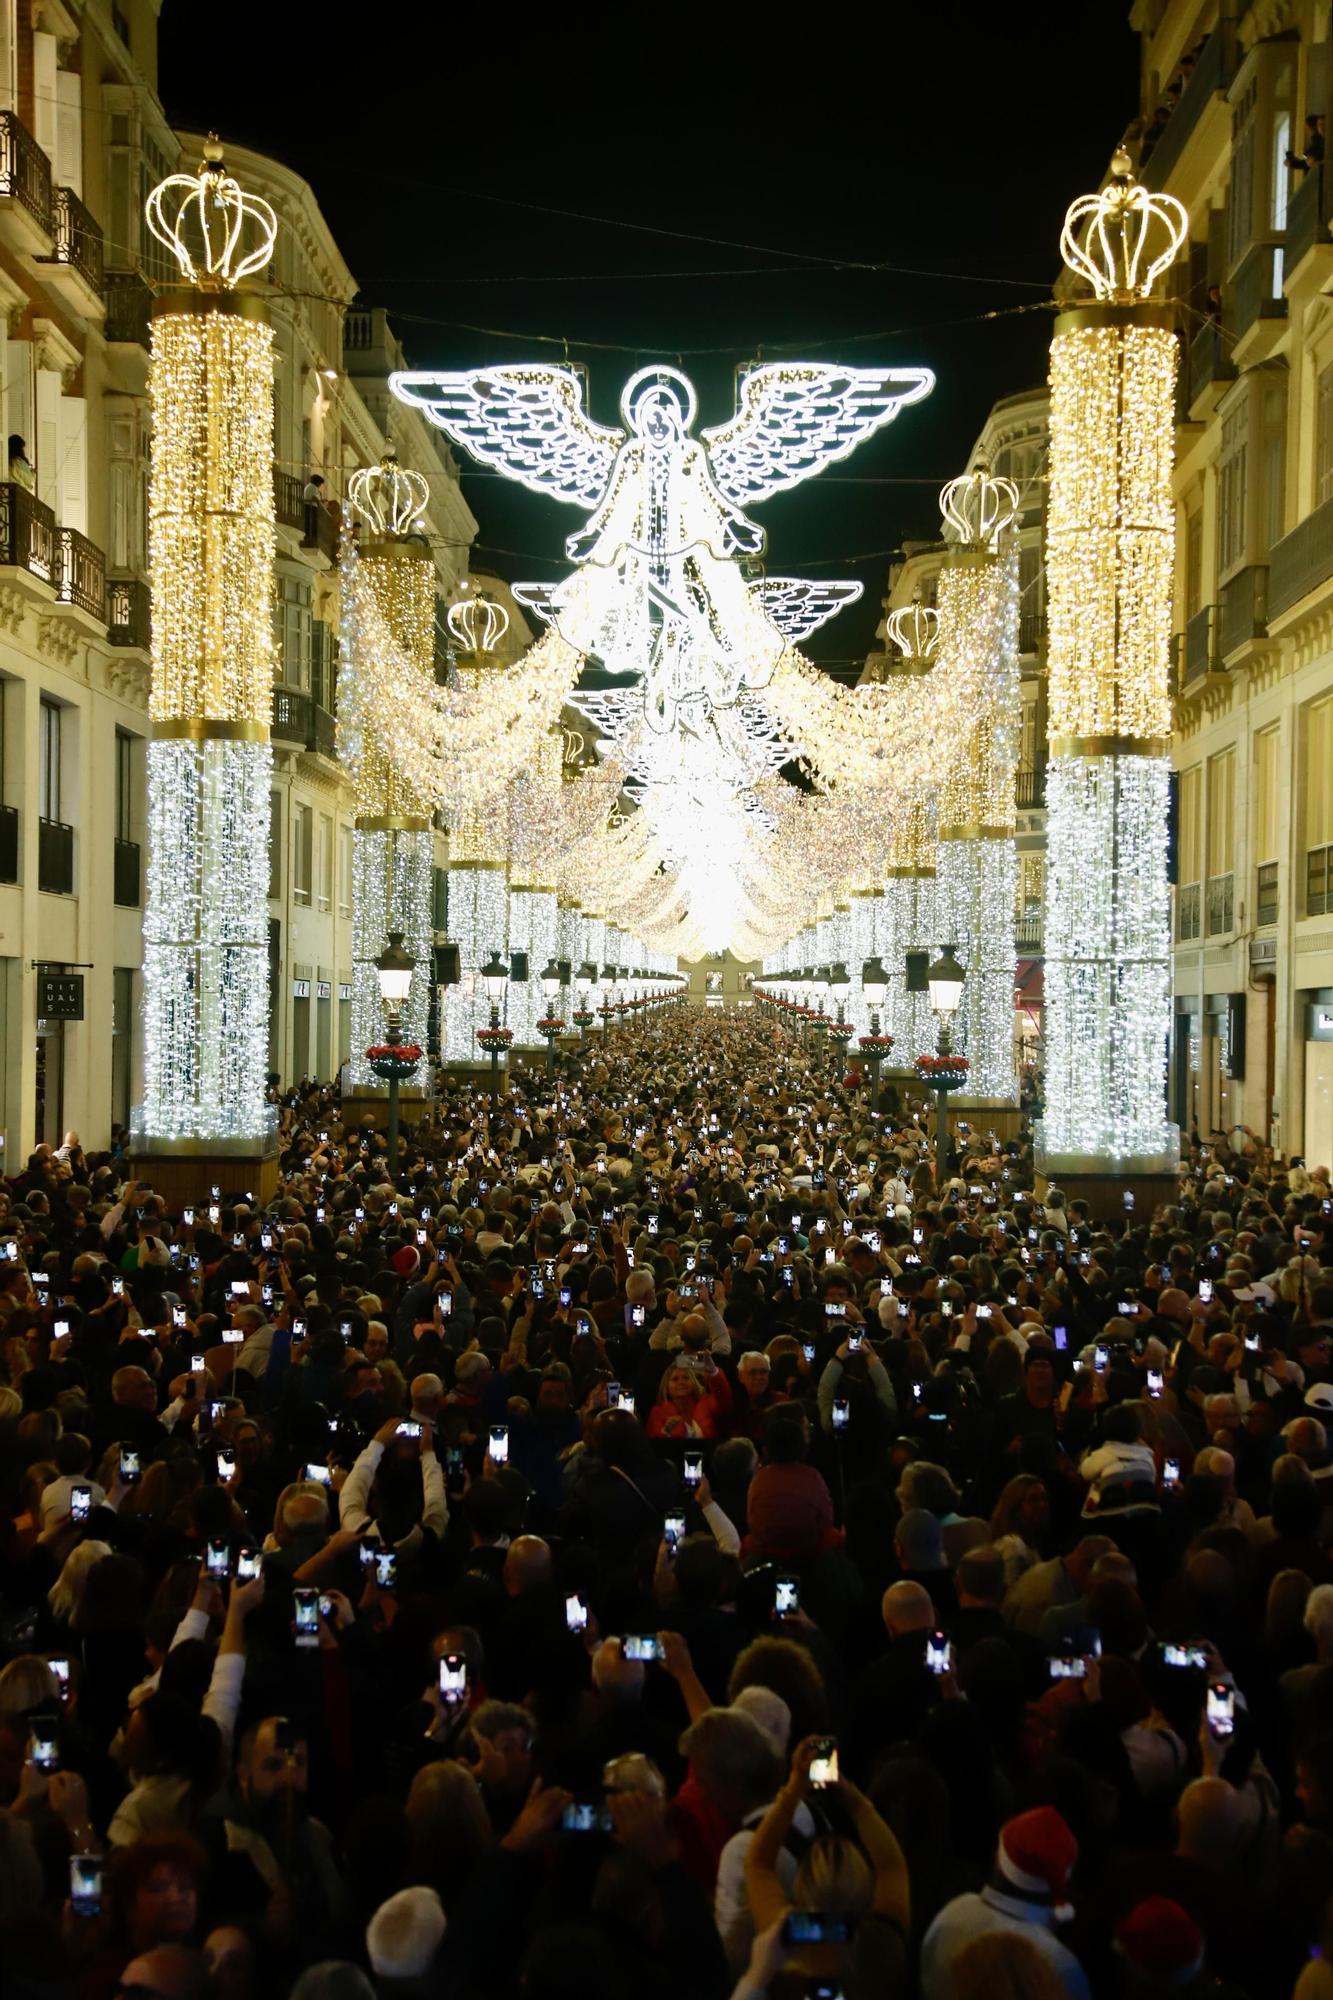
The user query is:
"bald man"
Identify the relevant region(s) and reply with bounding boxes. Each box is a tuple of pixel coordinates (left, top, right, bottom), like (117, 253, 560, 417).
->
(847, 1580, 939, 1769)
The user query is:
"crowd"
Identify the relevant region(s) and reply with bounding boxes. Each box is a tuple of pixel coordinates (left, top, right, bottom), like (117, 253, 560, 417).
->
(3, 1006, 1333, 2000)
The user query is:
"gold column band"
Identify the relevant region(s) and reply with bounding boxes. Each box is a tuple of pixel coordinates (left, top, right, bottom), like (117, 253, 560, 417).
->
(937, 824, 1015, 842)
(356, 814, 432, 833)
(151, 717, 270, 744)
(884, 866, 938, 880)
(152, 287, 272, 326)
(1053, 301, 1176, 335)
(1049, 734, 1172, 759)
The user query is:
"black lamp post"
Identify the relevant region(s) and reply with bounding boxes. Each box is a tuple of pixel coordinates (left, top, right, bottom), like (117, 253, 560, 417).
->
(923, 943, 967, 1186)
(859, 955, 892, 1116)
(369, 930, 416, 1179)
(476, 949, 511, 1102)
(537, 957, 564, 1074)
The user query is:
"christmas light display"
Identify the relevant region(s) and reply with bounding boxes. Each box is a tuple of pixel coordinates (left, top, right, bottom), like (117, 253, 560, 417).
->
(345, 454, 436, 1087)
(137, 142, 277, 1149)
(1039, 150, 1184, 1172)
(934, 463, 1021, 1101)
(392, 359, 937, 957)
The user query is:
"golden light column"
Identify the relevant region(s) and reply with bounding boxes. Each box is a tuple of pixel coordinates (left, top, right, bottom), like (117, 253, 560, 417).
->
(134, 138, 279, 1190)
(879, 595, 942, 1060)
(345, 452, 435, 1080)
(1039, 148, 1185, 1191)
(933, 463, 1021, 1101)
(443, 590, 511, 1063)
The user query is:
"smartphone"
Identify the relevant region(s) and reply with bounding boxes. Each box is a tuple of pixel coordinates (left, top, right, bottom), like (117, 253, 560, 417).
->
(304, 1461, 332, 1486)
(1163, 1457, 1181, 1489)
(69, 1484, 91, 1522)
(236, 1547, 262, 1582)
(1094, 1344, 1109, 1373)
(616, 1390, 636, 1412)
(375, 1549, 398, 1590)
(808, 1737, 839, 1787)
(622, 1634, 665, 1662)
(397, 1420, 422, 1440)
(976, 1303, 992, 1321)
(775, 1575, 800, 1617)
(1206, 1682, 1235, 1738)
(488, 1425, 509, 1465)
(782, 1913, 851, 1947)
(561, 1801, 613, 1833)
(926, 1631, 953, 1675)
(205, 1539, 231, 1580)
(664, 1510, 686, 1551)
(1162, 1640, 1208, 1669)
(566, 1592, 588, 1634)
(439, 1653, 468, 1703)
(1123, 1191, 1135, 1210)
(1199, 1278, 1214, 1304)
(1147, 1368, 1164, 1399)
(48, 1655, 70, 1698)
(825, 1301, 847, 1320)
(183, 1207, 195, 1227)
(293, 1587, 320, 1648)
(847, 1329, 863, 1352)
(27, 1720, 59, 1772)
(111, 1276, 125, 1297)
(1118, 1300, 1136, 1317)
(69, 1853, 103, 1917)
(831, 1396, 850, 1430)
(1049, 1655, 1088, 1680)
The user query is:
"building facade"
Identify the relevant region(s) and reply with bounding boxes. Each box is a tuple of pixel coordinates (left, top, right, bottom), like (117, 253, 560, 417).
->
(1131, 0, 1333, 1158)
(0, 1, 498, 1164)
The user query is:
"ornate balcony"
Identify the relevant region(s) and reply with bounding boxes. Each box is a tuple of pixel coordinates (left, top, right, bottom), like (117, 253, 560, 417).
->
(45, 186, 104, 307)
(1269, 494, 1333, 621)
(0, 110, 53, 253)
(0, 482, 56, 590)
(1015, 764, 1046, 810)
(108, 576, 150, 649)
(56, 526, 106, 623)
(1176, 882, 1202, 942)
(1228, 240, 1287, 362)
(1141, 28, 1235, 193)
(104, 270, 152, 347)
(1220, 565, 1268, 657)
(1185, 320, 1236, 416)
(1180, 603, 1221, 689)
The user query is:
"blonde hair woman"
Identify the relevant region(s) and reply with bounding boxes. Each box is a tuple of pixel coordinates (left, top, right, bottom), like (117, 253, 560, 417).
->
(0, 1655, 59, 1727)
(952, 1931, 1068, 2000)
(48, 1538, 112, 1629)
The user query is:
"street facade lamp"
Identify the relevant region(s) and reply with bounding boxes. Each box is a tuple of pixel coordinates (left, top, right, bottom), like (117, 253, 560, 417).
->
(476, 949, 513, 1100)
(918, 944, 970, 1187)
(367, 930, 421, 1178)
(858, 954, 893, 1117)
(537, 957, 565, 1073)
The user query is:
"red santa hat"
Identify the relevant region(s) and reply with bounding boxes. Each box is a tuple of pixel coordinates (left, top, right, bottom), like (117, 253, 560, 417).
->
(995, 1807, 1078, 1921)
(390, 1245, 419, 1280)
(1114, 1897, 1205, 1983)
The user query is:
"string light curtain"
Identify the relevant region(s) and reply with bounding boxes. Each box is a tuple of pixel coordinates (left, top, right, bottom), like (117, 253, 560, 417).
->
(1040, 150, 1184, 1166)
(345, 455, 436, 1083)
(137, 141, 278, 1146)
(933, 463, 1022, 1101)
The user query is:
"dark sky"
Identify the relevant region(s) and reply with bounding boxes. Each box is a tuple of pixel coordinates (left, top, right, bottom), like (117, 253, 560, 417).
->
(159, 3, 1140, 671)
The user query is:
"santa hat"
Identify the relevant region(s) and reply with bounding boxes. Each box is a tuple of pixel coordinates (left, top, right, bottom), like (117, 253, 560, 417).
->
(1114, 1897, 1205, 1984)
(994, 1807, 1078, 1920)
(391, 1246, 420, 1280)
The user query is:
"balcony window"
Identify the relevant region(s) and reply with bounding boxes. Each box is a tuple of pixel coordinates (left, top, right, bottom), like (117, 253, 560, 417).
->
(1177, 883, 1202, 941)
(1256, 860, 1279, 927)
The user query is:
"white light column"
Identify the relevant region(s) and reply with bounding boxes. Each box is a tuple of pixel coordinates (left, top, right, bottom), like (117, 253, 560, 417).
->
(346, 454, 436, 1084)
(1038, 150, 1184, 1200)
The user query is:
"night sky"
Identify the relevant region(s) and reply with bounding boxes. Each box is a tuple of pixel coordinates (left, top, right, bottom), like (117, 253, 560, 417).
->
(159, 4, 1140, 672)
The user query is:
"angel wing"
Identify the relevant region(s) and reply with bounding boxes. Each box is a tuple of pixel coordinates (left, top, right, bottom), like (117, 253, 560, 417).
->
(512, 581, 558, 624)
(702, 363, 934, 506)
(389, 365, 622, 508)
(751, 576, 864, 641)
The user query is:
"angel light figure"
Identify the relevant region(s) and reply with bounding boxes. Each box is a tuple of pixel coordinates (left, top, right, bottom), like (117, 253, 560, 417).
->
(392, 360, 932, 740)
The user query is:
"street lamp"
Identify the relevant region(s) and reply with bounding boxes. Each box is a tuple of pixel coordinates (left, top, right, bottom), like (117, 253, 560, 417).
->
(920, 944, 968, 1187)
(573, 961, 597, 1042)
(368, 930, 418, 1179)
(859, 954, 892, 1118)
(537, 956, 564, 1074)
(476, 948, 512, 1102)
(599, 963, 617, 1039)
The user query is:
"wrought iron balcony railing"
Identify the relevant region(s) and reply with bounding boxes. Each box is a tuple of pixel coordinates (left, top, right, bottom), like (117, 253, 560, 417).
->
(0, 110, 52, 237)
(56, 526, 105, 621)
(51, 185, 103, 292)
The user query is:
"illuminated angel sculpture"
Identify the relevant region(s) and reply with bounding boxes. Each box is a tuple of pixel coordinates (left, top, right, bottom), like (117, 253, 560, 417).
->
(392, 361, 932, 738)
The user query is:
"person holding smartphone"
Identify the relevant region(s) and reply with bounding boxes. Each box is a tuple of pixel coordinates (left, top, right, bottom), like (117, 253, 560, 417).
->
(336, 1414, 446, 1562)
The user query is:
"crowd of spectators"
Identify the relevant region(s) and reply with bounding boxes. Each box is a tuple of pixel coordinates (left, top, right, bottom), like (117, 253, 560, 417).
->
(3, 1007, 1333, 2000)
